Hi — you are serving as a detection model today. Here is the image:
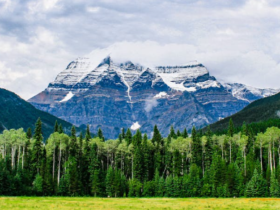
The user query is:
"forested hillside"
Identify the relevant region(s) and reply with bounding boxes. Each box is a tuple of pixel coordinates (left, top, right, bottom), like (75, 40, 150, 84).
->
(0, 88, 74, 139)
(209, 92, 280, 132)
(1, 118, 280, 198)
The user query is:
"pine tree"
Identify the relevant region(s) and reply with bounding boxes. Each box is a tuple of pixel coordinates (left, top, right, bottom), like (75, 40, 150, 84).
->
(83, 125, 91, 189)
(204, 126, 213, 172)
(125, 129, 132, 145)
(172, 150, 181, 177)
(270, 172, 280, 197)
(142, 133, 149, 181)
(26, 128, 32, 139)
(176, 130, 181, 137)
(54, 121, 59, 133)
(106, 166, 114, 197)
(58, 124, 63, 134)
(31, 118, 43, 175)
(246, 169, 267, 197)
(228, 118, 234, 137)
(152, 125, 162, 147)
(169, 125, 177, 139)
(98, 128, 104, 141)
(132, 130, 142, 147)
(165, 175, 174, 197)
(182, 128, 188, 138)
(68, 126, 79, 195)
(89, 143, 100, 197)
(191, 126, 202, 167)
(122, 128, 126, 139)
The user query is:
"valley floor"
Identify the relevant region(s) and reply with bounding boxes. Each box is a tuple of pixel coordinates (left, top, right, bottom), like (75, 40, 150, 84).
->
(1, 197, 280, 209)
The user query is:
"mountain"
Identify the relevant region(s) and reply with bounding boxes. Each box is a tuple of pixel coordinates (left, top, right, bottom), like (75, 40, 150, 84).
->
(208, 91, 280, 132)
(28, 56, 279, 138)
(223, 83, 279, 103)
(0, 88, 74, 139)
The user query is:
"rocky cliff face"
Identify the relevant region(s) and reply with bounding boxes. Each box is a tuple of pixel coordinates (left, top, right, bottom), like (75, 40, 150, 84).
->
(28, 56, 279, 138)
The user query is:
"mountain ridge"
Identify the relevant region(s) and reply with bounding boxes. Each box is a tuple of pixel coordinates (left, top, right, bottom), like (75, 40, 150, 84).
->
(0, 88, 74, 139)
(28, 55, 279, 138)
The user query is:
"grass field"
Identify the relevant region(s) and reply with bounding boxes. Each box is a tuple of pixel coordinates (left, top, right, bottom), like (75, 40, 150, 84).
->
(1, 197, 280, 209)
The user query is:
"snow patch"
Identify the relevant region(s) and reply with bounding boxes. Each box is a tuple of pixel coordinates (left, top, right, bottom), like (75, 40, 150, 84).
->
(131, 122, 141, 130)
(154, 92, 167, 99)
(60, 91, 74, 102)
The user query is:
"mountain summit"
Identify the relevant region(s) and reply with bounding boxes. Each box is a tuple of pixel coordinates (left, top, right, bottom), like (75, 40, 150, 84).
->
(28, 56, 279, 138)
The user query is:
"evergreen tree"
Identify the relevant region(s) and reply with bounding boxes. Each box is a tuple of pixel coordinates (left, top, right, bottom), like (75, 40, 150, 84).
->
(31, 118, 43, 175)
(228, 118, 234, 137)
(89, 143, 100, 197)
(82, 125, 91, 194)
(122, 128, 126, 139)
(182, 128, 188, 138)
(191, 126, 202, 167)
(26, 127, 32, 139)
(54, 120, 59, 133)
(270, 172, 280, 197)
(132, 130, 142, 147)
(165, 175, 174, 197)
(68, 126, 79, 195)
(58, 124, 63, 134)
(106, 166, 114, 197)
(152, 125, 162, 147)
(169, 126, 177, 139)
(142, 134, 149, 181)
(204, 126, 213, 172)
(133, 146, 143, 181)
(176, 130, 181, 137)
(98, 128, 104, 141)
(125, 129, 132, 145)
(246, 169, 267, 197)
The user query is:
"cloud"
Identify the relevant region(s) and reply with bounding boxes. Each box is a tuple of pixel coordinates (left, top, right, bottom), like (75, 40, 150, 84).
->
(144, 97, 158, 113)
(0, 0, 280, 99)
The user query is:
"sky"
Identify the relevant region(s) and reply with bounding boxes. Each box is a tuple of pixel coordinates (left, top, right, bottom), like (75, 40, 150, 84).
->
(1, 0, 280, 100)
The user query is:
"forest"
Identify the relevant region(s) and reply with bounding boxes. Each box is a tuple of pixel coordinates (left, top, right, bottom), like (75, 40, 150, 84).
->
(1, 118, 280, 198)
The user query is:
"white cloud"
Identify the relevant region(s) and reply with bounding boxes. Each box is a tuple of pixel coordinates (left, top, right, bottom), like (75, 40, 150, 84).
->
(144, 97, 158, 113)
(87, 6, 100, 13)
(1, 0, 280, 99)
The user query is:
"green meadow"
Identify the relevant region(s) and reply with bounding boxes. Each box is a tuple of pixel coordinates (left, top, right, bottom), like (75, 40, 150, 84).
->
(1, 197, 280, 210)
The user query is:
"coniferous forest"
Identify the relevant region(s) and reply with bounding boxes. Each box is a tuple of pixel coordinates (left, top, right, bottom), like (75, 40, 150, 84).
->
(1, 118, 280, 198)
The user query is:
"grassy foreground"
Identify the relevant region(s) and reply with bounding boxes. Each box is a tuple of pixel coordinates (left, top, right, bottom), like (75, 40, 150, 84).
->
(1, 197, 280, 210)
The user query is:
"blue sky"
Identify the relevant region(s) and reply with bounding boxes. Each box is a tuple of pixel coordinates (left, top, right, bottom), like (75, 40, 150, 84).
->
(1, 0, 280, 99)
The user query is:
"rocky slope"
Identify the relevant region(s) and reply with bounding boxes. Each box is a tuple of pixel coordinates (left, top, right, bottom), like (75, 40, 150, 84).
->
(28, 56, 279, 138)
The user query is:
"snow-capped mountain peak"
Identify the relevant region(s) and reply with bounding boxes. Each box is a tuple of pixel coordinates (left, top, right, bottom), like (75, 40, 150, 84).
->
(223, 82, 280, 102)
(29, 54, 280, 139)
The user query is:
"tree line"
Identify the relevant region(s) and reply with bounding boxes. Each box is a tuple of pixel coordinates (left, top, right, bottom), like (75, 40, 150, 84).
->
(1, 118, 280, 197)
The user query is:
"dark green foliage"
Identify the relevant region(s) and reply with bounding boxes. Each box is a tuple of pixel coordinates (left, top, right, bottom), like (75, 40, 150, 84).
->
(152, 125, 162, 146)
(31, 118, 43, 175)
(0, 88, 74, 139)
(176, 130, 181, 137)
(270, 172, 280, 197)
(54, 121, 59, 133)
(2, 117, 280, 198)
(191, 126, 202, 167)
(182, 128, 188, 138)
(208, 92, 280, 133)
(98, 128, 104, 141)
(58, 124, 64, 134)
(125, 129, 132, 145)
(169, 125, 177, 139)
(246, 169, 267, 197)
(26, 128, 32, 139)
(204, 127, 213, 172)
